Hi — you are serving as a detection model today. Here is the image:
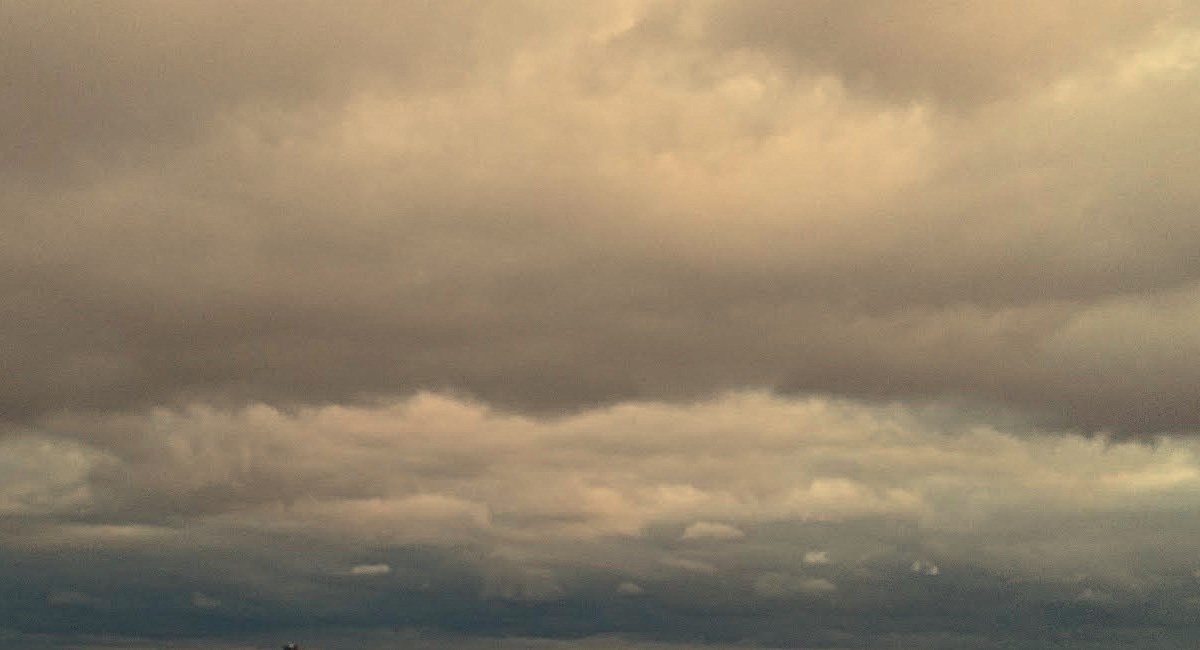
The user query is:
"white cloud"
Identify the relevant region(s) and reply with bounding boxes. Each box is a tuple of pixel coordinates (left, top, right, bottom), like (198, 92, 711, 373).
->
(911, 560, 940, 576)
(0, 436, 104, 516)
(616, 581, 645, 595)
(350, 564, 392, 576)
(803, 550, 830, 565)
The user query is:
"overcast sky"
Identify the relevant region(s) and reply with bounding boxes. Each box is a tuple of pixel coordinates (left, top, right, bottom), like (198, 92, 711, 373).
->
(3, 2, 1200, 649)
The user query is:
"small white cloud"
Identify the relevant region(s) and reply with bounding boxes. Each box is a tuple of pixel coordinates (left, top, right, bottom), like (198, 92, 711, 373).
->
(911, 560, 939, 576)
(191, 592, 221, 609)
(616, 581, 644, 595)
(350, 563, 392, 576)
(680, 521, 745, 541)
(803, 550, 830, 565)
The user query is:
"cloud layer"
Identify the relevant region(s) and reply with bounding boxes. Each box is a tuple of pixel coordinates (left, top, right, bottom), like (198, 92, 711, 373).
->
(3, 1, 1200, 648)
(8, 392, 1200, 647)
(3, 0, 1200, 432)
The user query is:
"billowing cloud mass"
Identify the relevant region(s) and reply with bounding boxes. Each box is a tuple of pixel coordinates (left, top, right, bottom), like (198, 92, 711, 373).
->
(3, 2, 1200, 649)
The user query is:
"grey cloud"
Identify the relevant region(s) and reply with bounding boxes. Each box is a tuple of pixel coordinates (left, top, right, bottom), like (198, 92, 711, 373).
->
(698, 0, 1186, 108)
(11, 393, 1200, 599)
(0, 0, 540, 182)
(803, 550, 830, 565)
(45, 592, 103, 608)
(679, 522, 744, 541)
(912, 559, 941, 576)
(753, 572, 836, 598)
(616, 581, 644, 595)
(189, 592, 221, 610)
(4, 4, 1200, 647)
(7, 386, 1200, 648)
(0, 436, 100, 516)
(11, 388, 1200, 592)
(1, 1, 1198, 433)
(348, 563, 391, 576)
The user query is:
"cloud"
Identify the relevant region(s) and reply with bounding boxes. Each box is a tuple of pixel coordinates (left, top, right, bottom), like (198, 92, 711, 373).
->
(659, 556, 718, 575)
(697, 0, 1185, 108)
(3, 3, 1200, 648)
(481, 565, 563, 602)
(46, 591, 103, 608)
(190, 592, 221, 609)
(616, 581, 644, 595)
(3, 383, 1200, 644)
(753, 573, 836, 598)
(911, 560, 940, 576)
(0, 2, 1197, 435)
(802, 550, 830, 565)
(350, 564, 392, 576)
(1076, 588, 1114, 603)
(680, 522, 745, 541)
(0, 436, 106, 515)
(18, 390, 1200, 560)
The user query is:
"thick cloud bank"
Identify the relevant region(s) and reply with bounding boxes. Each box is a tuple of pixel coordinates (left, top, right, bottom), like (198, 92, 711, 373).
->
(2, 0, 1199, 432)
(3, 1, 1200, 648)
(7, 392, 1200, 648)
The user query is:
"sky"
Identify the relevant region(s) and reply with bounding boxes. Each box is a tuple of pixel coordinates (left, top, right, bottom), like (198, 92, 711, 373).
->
(3, 1, 1200, 648)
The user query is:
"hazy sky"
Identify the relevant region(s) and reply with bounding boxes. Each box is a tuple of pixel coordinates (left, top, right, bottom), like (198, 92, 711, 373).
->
(3, 2, 1200, 648)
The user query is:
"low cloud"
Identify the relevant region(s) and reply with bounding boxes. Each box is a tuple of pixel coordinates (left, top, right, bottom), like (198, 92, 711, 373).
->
(3, 2, 1200, 647)
(659, 555, 718, 575)
(4, 390, 1200, 644)
(481, 565, 563, 602)
(18, 391, 1200, 563)
(616, 581, 645, 595)
(680, 522, 745, 541)
(911, 560, 940, 576)
(802, 550, 830, 565)
(349, 564, 392, 576)
(190, 592, 221, 609)
(0, 3, 1198, 435)
(46, 591, 103, 608)
(754, 573, 836, 598)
